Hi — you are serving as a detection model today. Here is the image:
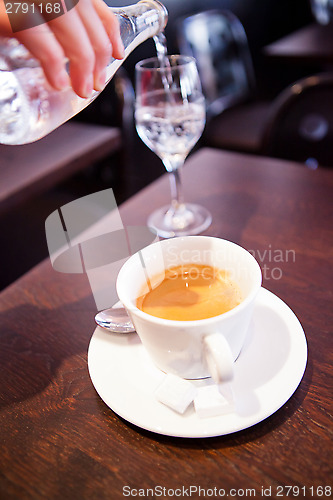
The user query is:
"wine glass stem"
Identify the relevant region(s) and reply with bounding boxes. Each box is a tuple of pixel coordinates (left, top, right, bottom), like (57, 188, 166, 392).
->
(169, 167, 184, 211)
(162, 158, 195, 231)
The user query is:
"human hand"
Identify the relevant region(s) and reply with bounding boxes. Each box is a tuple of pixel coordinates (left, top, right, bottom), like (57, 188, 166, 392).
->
(0, 0, 125, 98)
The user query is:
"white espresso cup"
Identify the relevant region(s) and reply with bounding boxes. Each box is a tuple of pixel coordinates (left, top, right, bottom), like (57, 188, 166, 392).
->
(116, 236, 262, 382)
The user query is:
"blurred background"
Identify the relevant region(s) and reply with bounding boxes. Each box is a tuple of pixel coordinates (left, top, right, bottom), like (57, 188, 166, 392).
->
(1, 0, 329, 290)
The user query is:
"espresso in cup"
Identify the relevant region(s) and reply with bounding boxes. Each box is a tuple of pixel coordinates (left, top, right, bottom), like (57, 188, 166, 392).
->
(137, 263, 243, 321)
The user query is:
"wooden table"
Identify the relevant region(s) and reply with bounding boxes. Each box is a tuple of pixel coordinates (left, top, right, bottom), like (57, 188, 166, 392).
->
(263, 22, 333, 65)
(0, 148, 332, 499)
(0, 122, 122, 215)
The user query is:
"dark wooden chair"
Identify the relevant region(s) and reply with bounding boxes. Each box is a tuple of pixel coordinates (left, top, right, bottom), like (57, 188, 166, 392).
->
(177, 9, 271, 154)
(310, 0, 333, 24)
(261, 73, 333, 168)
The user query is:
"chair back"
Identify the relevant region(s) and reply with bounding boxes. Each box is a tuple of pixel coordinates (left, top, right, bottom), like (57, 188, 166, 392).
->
(261, 73, 333, 168)
(177, 10, 256, 118)
(310, 0, 333, 24)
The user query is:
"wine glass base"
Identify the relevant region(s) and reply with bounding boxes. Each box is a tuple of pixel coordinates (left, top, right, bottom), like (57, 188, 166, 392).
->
(147, 203, 212, 238)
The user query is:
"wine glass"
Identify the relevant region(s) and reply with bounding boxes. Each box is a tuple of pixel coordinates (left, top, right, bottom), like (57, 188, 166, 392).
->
(135, 55, 212, 238)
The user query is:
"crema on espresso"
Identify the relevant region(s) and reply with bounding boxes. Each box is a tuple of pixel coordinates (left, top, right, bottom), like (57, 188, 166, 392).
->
(136, 264, 242, 321)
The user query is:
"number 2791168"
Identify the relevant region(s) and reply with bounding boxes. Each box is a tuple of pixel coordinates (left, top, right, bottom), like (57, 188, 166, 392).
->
(276, 485, 331, 497)
(5, 2, 62, 15)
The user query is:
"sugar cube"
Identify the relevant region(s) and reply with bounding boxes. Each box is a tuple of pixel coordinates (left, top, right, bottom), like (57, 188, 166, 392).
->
(194, 384, 235, 418)
(155, 373, 198, 414)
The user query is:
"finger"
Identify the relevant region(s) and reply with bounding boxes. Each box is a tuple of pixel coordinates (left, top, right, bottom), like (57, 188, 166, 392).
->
(47, 6, 96, 97)
(0, 1, 13, 36)
(74, 0, 113, 91)
(92, 0, 125, 60)
(1, 1, 70, 90)
(15, 24, 71, 91)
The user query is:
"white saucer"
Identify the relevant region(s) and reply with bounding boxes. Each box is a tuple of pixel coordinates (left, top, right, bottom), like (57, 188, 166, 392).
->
(88, 288, 307, 438)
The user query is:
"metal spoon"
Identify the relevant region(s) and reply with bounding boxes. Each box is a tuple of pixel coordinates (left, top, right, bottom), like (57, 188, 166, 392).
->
(95, 307, 135, 333)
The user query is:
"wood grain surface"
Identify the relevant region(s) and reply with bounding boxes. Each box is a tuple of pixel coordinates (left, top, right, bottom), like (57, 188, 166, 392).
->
(0, 122, 122, 215)
(0, 148, 332, 500)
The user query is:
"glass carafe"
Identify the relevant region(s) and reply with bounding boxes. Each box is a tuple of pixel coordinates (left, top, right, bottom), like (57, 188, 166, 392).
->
(0, 1, 168, 145)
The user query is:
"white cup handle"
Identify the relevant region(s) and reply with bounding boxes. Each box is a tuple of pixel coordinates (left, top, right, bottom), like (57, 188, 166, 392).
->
(203, 333, 234, 383)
